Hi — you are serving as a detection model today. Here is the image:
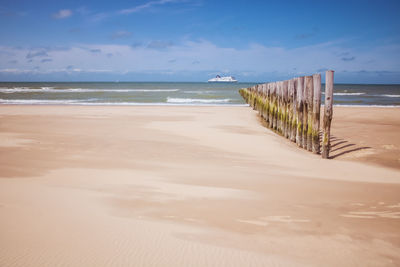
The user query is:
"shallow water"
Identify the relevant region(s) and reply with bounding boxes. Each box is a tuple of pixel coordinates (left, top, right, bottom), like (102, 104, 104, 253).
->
(0, 82, 399, 106)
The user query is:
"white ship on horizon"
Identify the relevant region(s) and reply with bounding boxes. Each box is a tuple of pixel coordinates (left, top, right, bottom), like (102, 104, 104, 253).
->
(208, 75, 238, 83)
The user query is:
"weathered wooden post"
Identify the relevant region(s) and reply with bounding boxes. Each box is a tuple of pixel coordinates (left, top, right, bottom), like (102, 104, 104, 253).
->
(259, 84, 263, 118)
(305, 76, 313, 151)
(280, 81, 286, 137)
(248, 86, 252, 107)
(256, 85, 260, 113)
(269, 83, 274, 129)
(301, 77, 308, 149)
(251, 85, 256, 110)
(287, 80, 292, 139)
(274, 82, 277, 131)
(282, 80, 289, 138)
(265, 83, 270, 123)
(261, 83, 266, 120)
(296, 76, 304, 147)
(287, 79, 293, 140)
(312, 74, 321, 154)
(258, 84, 262, 115)
(263, 83, 268, 121)
(278, 81, 282, 134)
(286, 80, 291, 139)
(290, 78, 297, 142)
(322, 70, 334, 159)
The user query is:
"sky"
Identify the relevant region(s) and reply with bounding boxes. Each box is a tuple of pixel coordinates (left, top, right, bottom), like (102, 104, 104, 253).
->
(0, 0, 399, 83)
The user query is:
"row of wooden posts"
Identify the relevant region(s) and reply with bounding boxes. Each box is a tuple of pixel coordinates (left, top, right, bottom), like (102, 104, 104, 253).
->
(239, 70, 334, 158)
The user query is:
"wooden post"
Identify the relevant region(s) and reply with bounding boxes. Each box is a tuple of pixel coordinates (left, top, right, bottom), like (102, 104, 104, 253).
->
(296, 76, 304, 147)
(282, 80, 288, 138)
(276, 82, 281, 133)
(277, 81, 282, 134)
(279, 81, 283, 135)
(301, 77, 308, 149)
(305, 76, 313, 151)
(250, 86, 253, 107)
(269, 83, 274, 129)
(259, 84, 262, 114)
(287, 79, 293, 140)
(252, 85, 256, 110)
(271, 82, 276, 130)
(274, 82, 278, 131)
(322, 70, 334, 159)
(258, 84, 262, 115)
(312, 74, 321, 154)
(263, 83, 268, 121)
(287, 80, 292, 139)
(281, 81, 284, 135)
(290, 78, 297, 142)
(260, 84, 265, 119)
(265, 83, 270, 123)
(254, 84, 259, 111)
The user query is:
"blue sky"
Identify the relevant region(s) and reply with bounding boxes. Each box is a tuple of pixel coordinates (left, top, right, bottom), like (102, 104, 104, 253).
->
(0, 0, 399, 83)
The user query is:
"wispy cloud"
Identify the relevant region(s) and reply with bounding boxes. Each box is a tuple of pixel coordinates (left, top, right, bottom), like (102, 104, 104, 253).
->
(295, 27, 319, 40)
(131, 42, 143, 48)
(342, 56, 356, 62)
(41, 58, 52, 63)
(147, 40, 174, 49)
(74, 1, 191, 23)
(26, 50, 49, 59)
(111, 31, 132, 40)
(76, 6, 90, 16)
(89, 12, 110, 22)
(89, 49, 101, 53)
(52, 9, 72, 19)
(119, 0, 180, 14)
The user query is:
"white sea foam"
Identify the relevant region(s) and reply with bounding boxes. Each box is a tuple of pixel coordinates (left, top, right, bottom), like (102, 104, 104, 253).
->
(0, 87, 180, 93)
(183, 90, 217, 94)
(378, 94, 400, 98)
(0, 98, 246, 106)
(0, 99, 83, 104)
(167, 97, 231, 103)
(329, 92, 366, 96)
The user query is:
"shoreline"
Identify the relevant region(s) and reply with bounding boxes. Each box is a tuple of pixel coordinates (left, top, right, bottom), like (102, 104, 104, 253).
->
(1, 103, 400, 107)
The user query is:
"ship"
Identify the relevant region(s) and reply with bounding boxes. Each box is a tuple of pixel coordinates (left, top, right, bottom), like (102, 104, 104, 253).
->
(208, 75, 238, 83)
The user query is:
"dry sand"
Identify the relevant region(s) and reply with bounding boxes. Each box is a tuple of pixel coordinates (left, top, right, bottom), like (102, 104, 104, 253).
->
(0, 105, 399, 266)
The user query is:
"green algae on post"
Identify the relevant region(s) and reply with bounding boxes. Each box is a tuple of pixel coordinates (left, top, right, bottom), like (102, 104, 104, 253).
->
(238, 70, 332, 159)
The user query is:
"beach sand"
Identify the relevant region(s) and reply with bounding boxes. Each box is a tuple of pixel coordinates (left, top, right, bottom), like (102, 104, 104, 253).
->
(0, 105, 399, 266)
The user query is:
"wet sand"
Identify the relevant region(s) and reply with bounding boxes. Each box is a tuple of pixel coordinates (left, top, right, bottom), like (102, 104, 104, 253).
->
(0, 105, 399, 266)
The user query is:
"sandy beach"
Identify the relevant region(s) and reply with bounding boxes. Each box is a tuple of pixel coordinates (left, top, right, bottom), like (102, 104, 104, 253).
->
(0, 105, 399, 266)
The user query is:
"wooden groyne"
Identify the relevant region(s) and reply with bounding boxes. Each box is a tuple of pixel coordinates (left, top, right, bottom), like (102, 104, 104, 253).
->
(239, 70, 334, 158)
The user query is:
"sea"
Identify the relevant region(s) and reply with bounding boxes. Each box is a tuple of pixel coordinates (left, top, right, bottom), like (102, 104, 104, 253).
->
(0, 82, 399, 107)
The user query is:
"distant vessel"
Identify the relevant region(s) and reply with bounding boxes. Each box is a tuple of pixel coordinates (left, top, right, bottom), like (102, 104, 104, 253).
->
(208, 75, 238, 83)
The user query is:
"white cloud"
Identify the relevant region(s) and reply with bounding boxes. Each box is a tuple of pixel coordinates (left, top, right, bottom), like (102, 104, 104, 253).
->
(52, 9, 72, 19)
(119, 0, 180, 14)
(0, 39, 399, 82)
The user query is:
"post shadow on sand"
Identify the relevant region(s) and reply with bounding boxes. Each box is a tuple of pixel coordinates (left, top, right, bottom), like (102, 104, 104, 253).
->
(258, 119, 371, 159)
(324, 134, 371, 159)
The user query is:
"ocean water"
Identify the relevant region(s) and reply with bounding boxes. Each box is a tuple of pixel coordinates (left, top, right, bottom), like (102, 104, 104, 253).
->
(0, 82, 399, 106)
